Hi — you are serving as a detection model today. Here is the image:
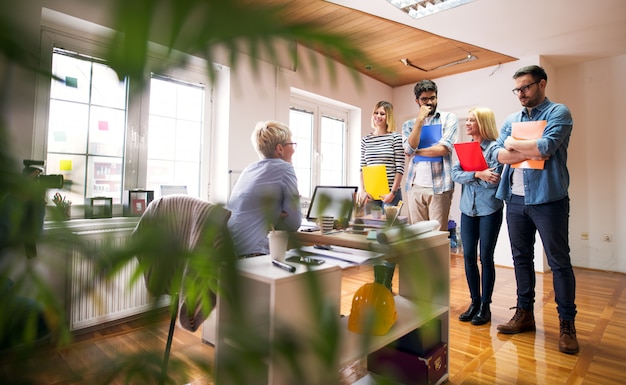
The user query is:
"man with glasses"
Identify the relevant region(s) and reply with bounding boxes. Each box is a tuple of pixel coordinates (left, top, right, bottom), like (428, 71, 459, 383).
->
(402, 79, 458, 231)
(494, 65, 578, 354)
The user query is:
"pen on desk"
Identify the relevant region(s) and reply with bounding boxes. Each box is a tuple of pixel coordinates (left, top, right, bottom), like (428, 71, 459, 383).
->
(272, 259, 296, 273)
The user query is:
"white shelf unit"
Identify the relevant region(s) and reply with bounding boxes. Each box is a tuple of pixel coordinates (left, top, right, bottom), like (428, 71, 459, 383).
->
(212, 230, 450, 385)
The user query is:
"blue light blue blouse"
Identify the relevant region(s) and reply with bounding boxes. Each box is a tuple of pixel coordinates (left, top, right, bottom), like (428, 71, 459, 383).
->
(451, 140, 503, 217)
(227, 158, 301, 256)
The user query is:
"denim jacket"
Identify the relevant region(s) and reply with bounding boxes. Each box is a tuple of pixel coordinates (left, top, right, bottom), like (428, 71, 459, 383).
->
(451, 139, 503, 216)
(494, 98, 572, 205)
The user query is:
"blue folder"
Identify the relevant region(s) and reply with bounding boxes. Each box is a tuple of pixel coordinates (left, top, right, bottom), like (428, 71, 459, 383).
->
(412, 124, 443, 162)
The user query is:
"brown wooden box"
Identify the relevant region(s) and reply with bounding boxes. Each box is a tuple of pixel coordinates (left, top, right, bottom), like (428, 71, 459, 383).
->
(367, 343, 447, 385)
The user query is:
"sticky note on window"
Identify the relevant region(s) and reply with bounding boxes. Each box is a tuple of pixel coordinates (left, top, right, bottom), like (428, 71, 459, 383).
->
(59, 159, 72, 171)
(98, 120, 109, 131)
(65, 76, 78, 88)
(53, 131, 67, 142)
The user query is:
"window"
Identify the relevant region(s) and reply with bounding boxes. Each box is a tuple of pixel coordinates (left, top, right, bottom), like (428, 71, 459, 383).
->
(46, 48, 128, 205)
(145, 75, 205, 197)
(289, 97, 349, 198)
(35, 31, 211, 215)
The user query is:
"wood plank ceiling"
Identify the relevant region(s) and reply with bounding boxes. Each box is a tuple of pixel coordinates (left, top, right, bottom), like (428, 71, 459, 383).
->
(272, 0, 516, 87)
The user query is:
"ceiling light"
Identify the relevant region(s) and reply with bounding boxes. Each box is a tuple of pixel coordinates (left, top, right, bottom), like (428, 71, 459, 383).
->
(400, 53, 477, 72)
(429, 53, 477, 70)
(387, 0, 475, 19)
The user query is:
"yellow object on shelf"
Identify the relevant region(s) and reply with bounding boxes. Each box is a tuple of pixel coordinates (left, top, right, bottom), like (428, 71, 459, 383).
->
(348, 262, 397, 335)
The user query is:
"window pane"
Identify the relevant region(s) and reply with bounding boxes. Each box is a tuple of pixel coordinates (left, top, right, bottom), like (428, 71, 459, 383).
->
(88, 106, 126, 157)
(91, 62, 127, 109)
(289, 108, 313, 197)
(45, 153, 85, 207)
(146, 75, 204, 197)
(87, 156, 124, 201)
(147, 115, 177, 159)
(47, 48, 128, 206)
(47, 100, 89, 153)
(320, 116, 345, 186)
(50, 52, 91, 103)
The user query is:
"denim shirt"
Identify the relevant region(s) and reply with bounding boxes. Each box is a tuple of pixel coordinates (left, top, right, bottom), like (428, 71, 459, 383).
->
(451, 139, 503, 217)
(402, 111, 458, 193)
(494, 98, 572, 205)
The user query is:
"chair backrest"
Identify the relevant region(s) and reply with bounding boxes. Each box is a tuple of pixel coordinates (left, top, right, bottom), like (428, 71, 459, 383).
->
(132, 195, 233, 331)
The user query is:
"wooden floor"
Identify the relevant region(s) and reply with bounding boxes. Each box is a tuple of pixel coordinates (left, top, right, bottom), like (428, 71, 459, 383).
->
(3, 254, 625, 384)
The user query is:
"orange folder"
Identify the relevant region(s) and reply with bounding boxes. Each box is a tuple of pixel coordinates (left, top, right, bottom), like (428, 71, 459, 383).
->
(511, 120, 547, 169)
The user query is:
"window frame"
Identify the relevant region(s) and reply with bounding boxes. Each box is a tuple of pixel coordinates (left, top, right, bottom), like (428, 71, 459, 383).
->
(34, 28, 214, 217)
(289, 95, 350, 198)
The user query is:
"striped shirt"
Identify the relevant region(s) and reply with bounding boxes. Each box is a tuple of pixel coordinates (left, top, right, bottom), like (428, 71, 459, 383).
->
(360, 132, 405, 189)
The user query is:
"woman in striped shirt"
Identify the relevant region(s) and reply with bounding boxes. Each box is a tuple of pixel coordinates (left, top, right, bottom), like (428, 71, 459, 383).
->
(358, 101, 405, 211)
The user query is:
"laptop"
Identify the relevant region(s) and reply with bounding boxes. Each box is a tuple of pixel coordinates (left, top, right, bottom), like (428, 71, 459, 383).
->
(299, 185, 358, 231)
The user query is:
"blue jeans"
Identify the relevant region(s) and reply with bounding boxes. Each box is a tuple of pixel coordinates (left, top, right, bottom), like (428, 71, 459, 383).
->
(506, 195, 577, 320)
(461, 209, 503, 304)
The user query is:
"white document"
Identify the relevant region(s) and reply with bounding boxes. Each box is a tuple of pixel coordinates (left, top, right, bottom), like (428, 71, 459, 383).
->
(299, 245, 384, 265)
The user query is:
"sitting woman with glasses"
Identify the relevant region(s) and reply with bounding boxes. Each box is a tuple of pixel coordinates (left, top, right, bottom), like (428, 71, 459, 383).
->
(227, 121, 301, 258)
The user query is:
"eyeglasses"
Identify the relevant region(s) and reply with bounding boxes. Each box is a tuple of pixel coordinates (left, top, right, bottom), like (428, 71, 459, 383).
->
(283, 142, 297, 148)
(418, 95, 437, 103)
(512, 81, 540, 96)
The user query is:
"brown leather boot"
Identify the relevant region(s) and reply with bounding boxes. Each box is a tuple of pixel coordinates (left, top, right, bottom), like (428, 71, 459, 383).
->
(559, 319, 579, 354)
(497, 307, 536, 334)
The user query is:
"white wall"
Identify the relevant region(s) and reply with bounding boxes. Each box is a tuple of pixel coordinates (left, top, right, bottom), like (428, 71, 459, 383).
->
(558, 55, 626, 273)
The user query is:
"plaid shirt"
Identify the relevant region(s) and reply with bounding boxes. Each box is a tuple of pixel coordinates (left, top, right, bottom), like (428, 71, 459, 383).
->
(402, 111, 458, 194)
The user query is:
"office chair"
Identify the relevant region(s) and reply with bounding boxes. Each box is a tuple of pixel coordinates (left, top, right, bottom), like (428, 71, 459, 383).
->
(132, 195, 233, 384)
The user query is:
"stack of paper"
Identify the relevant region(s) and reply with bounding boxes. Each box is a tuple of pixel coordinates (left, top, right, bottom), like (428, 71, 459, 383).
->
(298, 245, 384, 267)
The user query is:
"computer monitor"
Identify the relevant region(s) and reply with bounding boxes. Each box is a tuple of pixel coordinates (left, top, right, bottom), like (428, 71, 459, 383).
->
(306, 185, 358, 221)
(160, 185, 188, 196)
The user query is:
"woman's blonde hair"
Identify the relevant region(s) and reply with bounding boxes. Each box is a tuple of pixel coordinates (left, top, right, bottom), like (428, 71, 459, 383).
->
(468, 107, 499, 141)
(251, 120, 293, 159)
(372, 101, 396, 133)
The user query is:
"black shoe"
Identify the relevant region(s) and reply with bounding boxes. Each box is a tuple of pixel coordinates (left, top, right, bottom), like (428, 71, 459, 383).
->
(459, 301, 480, 322)
(471, 302, 491, 325)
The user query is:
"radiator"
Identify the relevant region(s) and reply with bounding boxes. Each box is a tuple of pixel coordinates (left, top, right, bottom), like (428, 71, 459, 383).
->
(69, 226, 167, 330)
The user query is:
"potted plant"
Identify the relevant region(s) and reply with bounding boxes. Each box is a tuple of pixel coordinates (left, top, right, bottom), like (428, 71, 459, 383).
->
(52, 192, 71, 220)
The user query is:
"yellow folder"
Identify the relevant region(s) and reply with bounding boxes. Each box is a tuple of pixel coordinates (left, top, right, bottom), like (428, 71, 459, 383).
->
(362, 164, 390, 199)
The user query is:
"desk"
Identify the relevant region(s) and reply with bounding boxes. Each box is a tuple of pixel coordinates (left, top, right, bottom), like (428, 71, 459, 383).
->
(209, 229, 450, 385)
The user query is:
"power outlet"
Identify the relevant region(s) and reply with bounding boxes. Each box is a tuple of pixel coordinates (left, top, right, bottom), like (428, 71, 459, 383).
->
(603, 234, 613, 242)
(580, 232, 589, 240)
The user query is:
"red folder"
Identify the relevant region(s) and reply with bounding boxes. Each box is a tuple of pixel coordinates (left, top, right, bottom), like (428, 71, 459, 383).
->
(454, 142, 488, 172)
(511, 120, 547, 169)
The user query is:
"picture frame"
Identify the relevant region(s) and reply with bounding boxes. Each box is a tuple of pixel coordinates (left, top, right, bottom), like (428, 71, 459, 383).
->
(131, 198, 146, 215)
(123, 190, 154, 217)
(85, 197, 113, 219)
